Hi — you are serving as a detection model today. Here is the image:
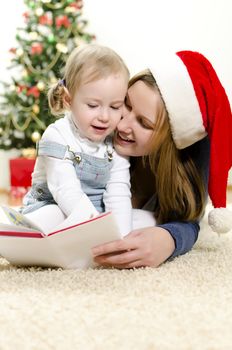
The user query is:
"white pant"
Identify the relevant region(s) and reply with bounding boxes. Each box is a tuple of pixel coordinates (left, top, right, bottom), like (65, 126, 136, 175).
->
(24, 205, 156, 235)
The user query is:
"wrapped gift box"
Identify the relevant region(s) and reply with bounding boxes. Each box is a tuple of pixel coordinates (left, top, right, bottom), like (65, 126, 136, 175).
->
(9, 158, 36, 196)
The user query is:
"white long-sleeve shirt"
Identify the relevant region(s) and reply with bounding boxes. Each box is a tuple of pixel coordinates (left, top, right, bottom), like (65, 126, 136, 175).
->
(32, 114, 132, 236)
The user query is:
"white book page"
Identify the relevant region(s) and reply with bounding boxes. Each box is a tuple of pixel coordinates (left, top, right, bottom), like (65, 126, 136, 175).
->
(47, 212, 122, 269)
(0, 223, 40, 234)
(51, 208, 102, 233)
(0, 206, 41, 231)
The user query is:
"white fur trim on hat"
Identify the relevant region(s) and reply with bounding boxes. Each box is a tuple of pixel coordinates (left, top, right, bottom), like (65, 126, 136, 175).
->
(208, 208, 232, 234)
(149, 54, 207, 149)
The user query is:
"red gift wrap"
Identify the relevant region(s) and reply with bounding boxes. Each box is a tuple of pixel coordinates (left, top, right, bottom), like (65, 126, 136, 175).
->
(9, 157, 35, 191)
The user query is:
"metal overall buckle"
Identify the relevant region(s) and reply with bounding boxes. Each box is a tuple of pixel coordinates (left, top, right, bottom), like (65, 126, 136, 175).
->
(66, 145, 82, 164)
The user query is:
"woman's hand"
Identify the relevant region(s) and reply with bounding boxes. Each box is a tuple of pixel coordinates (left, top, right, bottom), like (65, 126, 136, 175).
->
(92, 227, 175, 268)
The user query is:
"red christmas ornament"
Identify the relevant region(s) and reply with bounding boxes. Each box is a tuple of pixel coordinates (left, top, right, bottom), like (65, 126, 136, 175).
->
(69, 1, 83, 9)
(39, 14, 52, 26)
(55, 15, 71, 28)
(30, 43, 43, 55)
(77, 0, 83, 8)
(17, 85, 27, 93)
(9, 48, 17, 54)
(27, 86, 40, 98)
(23, 12, 29, 21)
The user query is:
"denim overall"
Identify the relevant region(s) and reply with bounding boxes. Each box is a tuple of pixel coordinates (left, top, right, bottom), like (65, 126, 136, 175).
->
(21, 139, 114, 214)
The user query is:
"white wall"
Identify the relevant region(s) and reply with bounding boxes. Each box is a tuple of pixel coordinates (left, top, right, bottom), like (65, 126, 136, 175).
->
(0, 0, 231, 99)
(0, 0, 25, 86)
(0, 0, 232, 186)
(83, 0, 232, 105)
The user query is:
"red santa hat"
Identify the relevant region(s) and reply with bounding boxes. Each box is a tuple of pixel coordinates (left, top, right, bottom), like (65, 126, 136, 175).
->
(149, 50, 232, 233)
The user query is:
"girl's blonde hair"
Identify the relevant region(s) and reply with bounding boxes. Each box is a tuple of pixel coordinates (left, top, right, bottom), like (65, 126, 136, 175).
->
(48, 44, 129, 116)
(129, 70, 207, 223)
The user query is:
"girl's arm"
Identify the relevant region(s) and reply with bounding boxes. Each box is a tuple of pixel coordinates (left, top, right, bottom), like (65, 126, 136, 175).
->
(103, 152, 132, 236)
(45, 157, 98, 219)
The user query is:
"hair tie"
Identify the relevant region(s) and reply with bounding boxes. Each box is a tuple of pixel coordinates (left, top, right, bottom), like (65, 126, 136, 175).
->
(58, 78, 66, 87)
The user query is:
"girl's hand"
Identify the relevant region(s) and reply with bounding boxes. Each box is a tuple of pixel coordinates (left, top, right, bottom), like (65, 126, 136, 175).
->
(92, 227, 175, 268)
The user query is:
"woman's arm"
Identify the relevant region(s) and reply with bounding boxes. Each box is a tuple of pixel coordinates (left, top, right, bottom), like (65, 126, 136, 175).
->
(91, 220, 199, 268)
(92, 226, 174, 268)
(157, 221, 199, 259)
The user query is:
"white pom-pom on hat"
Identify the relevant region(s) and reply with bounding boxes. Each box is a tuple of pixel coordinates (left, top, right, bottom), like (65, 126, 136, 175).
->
(208, 208, 232, 234)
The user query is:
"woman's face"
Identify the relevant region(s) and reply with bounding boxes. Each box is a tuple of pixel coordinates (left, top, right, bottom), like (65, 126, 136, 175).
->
(114, 80, 161, 157)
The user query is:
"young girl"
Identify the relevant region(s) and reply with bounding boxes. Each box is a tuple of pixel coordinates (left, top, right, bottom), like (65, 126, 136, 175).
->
(21, 44, 132, 236)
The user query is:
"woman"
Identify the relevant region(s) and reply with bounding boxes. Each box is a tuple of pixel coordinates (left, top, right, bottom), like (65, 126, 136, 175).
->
(92, 50, 232, 268)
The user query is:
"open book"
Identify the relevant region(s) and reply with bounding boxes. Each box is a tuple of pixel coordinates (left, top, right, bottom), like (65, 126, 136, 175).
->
(0, 205, 122, 269)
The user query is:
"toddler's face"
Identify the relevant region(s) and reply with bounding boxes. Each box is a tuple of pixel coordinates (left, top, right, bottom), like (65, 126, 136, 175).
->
(70, 73, 128, 143)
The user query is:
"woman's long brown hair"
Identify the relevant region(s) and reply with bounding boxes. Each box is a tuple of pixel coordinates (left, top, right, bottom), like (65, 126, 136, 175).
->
(129, 70, 207, 224)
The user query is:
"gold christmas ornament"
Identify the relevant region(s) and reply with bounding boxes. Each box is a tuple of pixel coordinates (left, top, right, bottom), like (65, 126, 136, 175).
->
(31, 131, 41, 143)
(35, 8, 44, 16)
(56, 43, 68, 53)
(22, 69, 28, 78)
(29, 31, 39, 40)
(9, 85, 16, 91)
(74, 38, 86, 46)
(22, 148, 36, 159)
(50, 77, 58, 84)
(37, 81, 45, 91)
(65, 6, 76, 13)
(16, 48, 24, 57)
(32, 104, 40, 114)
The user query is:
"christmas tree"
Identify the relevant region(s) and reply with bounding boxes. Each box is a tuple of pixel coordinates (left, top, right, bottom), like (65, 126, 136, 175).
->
(0, 0, 95, 151)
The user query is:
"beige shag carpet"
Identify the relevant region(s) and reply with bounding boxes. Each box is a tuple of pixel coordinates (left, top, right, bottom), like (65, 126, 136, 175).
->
(0, 207, 232, 350)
